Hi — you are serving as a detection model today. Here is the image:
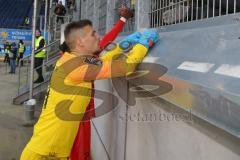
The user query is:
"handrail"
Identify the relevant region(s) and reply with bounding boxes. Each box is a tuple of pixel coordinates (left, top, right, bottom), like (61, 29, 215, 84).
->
(17, 52, 60, 95)
(51, 14, 72, 40)
(34, 54, 60, 71)
(20, 39, 60, 61)
(18, 39, 61, 95)
(52, 14, 73, 19)
(23, 54, 61, 87)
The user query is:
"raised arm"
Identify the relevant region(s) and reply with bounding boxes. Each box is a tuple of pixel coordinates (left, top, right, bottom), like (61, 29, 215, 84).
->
(98, 5, 134, 49)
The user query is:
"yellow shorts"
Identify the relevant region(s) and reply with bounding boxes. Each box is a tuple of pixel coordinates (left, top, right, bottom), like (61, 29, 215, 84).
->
(20, 147, 69, 160)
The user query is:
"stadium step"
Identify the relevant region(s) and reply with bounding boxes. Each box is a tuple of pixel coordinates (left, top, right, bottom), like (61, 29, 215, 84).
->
(13, 79, 50, 105)
(13, 53, 60, 105)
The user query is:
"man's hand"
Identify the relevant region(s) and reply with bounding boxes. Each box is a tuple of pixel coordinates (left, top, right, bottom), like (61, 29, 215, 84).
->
(118, 5, 134, 19)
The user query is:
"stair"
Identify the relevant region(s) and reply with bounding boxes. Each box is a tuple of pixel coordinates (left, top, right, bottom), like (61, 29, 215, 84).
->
(13, 52, 60, 105)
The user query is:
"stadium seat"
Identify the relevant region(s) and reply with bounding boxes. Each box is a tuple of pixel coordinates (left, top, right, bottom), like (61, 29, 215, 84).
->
(0, 0, 34, 29)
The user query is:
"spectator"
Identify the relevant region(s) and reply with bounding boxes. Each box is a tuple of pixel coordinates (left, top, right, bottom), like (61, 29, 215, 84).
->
(52, 0, 59, 6)
(66, 0, 70, 9)
(3, 42, 10, 65)
(23, 16, 30, 26)
(54, 1, 67, 24)
(17, 40, 26, 67)
(34, 30, 46, 83)
(67, 0, 75, 10)
(68, 0, 76, 16)
(9, 42, 17, 74)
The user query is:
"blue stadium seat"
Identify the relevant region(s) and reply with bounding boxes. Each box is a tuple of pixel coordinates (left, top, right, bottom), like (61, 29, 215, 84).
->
(0, 0, 34, 29)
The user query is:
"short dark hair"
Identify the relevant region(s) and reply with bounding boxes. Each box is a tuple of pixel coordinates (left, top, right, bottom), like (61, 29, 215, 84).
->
(64, 20, 92, 40)
(59, 41, 70, 52)
(36, 29, 41, 33)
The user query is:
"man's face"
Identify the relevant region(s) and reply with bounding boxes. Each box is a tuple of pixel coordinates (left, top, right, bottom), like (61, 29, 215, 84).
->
(79, 25, 100, 55)
(36, 30, 41, 37)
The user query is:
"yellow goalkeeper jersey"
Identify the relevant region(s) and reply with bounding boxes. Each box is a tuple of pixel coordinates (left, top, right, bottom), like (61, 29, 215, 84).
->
(25, 44, 148, 157)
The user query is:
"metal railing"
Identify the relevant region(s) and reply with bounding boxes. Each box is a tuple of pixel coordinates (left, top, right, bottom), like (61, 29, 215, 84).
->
(50, 14, 72, 41)
(14, 0, 75, 97)
(17, 39, 60, 95)
(149, 0, 240, 28)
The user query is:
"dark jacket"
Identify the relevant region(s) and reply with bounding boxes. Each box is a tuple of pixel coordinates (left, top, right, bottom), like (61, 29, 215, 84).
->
(54, 4, 66, 16)
(9, 44, 17, 59)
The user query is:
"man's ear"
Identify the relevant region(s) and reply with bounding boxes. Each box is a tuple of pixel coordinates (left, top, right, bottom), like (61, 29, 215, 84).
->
(76, 37, 84, 47)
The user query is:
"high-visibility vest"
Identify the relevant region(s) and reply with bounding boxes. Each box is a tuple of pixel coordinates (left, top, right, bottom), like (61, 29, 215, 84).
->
(35, 36, 46, 58)
(131, 0, 136, 5)
(5, 46, 10, 54)
(25, 18, 30, 25)
(18, 43, 25, 53)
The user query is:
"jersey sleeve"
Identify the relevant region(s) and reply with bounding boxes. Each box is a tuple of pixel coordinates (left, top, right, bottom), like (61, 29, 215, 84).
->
(64, 44, 148, 83)
(98, 18, 125, 49)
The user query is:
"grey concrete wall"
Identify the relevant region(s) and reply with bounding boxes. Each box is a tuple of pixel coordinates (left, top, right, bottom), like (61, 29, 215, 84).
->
(125, 96, 240, 160)
(91, 79, 127, 160)
(92, 80, 240, 160)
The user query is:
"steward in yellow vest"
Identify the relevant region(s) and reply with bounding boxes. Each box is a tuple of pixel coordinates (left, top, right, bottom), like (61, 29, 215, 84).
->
(35, 36, 46, 58)
(34, 30, 46, 83)
(17, 40, 26, 66)
(3, 42, 10, 64)
(24, 16, 30, 26)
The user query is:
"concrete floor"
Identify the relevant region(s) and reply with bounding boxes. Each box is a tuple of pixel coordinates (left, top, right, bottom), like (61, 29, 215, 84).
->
(0, 62, 33, 160)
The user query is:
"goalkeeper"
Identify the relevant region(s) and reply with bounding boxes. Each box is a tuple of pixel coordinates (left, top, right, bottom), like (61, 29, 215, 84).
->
(20, 19, 159, 160)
